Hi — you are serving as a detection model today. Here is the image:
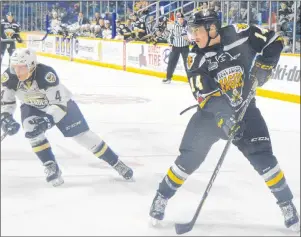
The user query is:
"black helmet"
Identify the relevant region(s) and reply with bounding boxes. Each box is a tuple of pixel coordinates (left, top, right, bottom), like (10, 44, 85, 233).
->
(188, 9, 220, 30)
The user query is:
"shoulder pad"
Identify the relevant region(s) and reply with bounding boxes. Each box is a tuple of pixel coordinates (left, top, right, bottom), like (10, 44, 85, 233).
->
(35, 64, 59, 89)
(1, 69, 18, 90)
(1, 71, 10, 84)
(45, 71, 57, 84)
(232, 23, 250, 33)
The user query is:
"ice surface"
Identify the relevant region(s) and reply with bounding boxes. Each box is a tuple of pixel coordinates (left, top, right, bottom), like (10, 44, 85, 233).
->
(1, 55, 300, 236)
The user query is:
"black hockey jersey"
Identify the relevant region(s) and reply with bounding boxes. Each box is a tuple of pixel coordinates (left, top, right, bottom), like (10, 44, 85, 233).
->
(1, 19, 22, 42)
(116, 23, 132, 39)
(187, 23, 283, 111)
(133, 19, 147, 39)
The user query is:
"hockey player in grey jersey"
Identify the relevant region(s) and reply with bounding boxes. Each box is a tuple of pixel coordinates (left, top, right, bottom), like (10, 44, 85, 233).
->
(1, 48, 133, 186)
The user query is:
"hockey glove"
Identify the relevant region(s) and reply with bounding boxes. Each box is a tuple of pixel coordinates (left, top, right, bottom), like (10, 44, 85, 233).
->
(216, 113, 245, 140)
(1, 112, 20, 136)
(250, 58, 275, 87)
(25, 115, 55, 139)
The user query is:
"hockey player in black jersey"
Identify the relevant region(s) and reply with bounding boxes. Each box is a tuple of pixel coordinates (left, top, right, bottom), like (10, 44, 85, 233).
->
(1, 12, 23, 64)
(131, 13, 147, 40)
(116, 19, 132, 40)
(1, 48, 133, 186)
(149, 10, 299, 232)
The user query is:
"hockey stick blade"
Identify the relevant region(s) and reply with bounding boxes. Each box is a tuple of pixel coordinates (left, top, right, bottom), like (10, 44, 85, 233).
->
(175, 222, 193, 235)
(1, 132, 8, 142)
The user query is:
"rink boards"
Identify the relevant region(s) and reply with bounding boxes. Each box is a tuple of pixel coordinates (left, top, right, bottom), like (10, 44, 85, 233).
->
(18, 32, 300, 104)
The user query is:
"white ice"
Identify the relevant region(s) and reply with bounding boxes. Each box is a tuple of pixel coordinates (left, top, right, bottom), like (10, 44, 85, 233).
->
(1, 55, 300, 236)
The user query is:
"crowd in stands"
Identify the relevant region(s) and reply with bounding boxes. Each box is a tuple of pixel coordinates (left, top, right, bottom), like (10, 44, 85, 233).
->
(1, 0, 300, 52)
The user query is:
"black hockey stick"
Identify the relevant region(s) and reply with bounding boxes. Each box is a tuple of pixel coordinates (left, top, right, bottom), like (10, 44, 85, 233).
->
(175, 79, 258, 235)
(1, 131, 8, 142)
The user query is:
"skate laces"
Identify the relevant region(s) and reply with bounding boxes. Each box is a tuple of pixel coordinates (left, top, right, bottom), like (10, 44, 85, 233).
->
(281, 202, 295, 220)
(153, 195, 168, 213)
(44, 162, 57, 177)
(114, 161, 128, 176)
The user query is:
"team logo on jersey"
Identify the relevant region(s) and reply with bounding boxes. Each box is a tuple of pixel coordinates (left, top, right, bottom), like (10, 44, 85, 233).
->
(216, 66, 244, 107)
(1, 72, 9, 83)
(24, 94, 49, 109)
(4, 29, 15, 39)
(233, 23, 249, 33)
(45, 72, 57, 83)
(187, 53, 196, 70)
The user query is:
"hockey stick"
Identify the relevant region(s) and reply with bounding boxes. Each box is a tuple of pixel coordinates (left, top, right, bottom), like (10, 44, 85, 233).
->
(1, 31, 49, 43)
(1, 131, 8, 142)
(175, 79, 258, 235)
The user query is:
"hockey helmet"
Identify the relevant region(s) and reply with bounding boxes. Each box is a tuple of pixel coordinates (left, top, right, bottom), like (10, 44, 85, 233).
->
(10, 48, 38, 81)
(188, 9, 220, 31)
(188, 9, 221, 48)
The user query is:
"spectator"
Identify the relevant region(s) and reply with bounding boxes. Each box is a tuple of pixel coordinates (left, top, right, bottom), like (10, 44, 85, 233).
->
(50, 11, 61, 33)
(94, 12, 101, 25)
(77, 12, 90, 26)
(94, 25, 103, 38)
(98, 18, 106, 31)
(102, 20, 112, 39)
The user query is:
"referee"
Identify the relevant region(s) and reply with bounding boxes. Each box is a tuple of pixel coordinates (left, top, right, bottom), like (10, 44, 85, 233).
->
(163, 12, 190, 84)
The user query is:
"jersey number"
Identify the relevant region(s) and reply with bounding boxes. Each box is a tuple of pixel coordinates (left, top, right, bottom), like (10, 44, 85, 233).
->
(55, 91, 62, 101)
(189, 75, 203, 92)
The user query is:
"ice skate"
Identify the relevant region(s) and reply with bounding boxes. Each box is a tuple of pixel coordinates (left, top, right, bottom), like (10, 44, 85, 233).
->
(279, 200, 300, 232)
(113, 160, 133, 180)
(44, 161, 64, 187)
(149, 191, 168, 226)
(162, 78, 171, 84)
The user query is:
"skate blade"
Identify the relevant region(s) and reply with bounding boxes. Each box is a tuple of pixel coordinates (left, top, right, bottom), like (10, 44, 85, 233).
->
(124, 176, 135, 182)
(289, 222, 300, 233)
(149, 217, 163, 228)
(51, 177, 64, 187)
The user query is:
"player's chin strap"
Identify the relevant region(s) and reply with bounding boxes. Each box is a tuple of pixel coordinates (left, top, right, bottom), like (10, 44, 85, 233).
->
(205, 23, 220, 48)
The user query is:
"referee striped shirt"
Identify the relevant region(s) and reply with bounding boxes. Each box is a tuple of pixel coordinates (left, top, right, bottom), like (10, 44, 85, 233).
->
(168, 21, 189, 47)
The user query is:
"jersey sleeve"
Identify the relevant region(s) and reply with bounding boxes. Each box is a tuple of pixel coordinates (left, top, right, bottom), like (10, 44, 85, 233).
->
(231, 23, 283, 65)
(248, 24, 283, 64)
(1, 71, 17, 115)
(41, 69, 69, 123)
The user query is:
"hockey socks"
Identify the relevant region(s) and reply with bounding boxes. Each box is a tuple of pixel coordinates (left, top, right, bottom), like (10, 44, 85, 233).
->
(93, 142, 118, 166)
(158, 164, 189, 199)
(31, 139, 56, 163)
(261, 164, 293, 203)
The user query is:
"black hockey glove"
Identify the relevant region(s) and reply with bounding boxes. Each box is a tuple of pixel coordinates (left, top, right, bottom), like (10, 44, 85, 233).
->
(216, 113, 245, 140)
(1, 112, 20, 136)
(250, 58, 275, 87)
(25, 115, 55, 139)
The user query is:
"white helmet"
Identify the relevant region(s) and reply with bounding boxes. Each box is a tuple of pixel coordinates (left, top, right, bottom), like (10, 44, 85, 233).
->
(10, 48, 37, 71)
